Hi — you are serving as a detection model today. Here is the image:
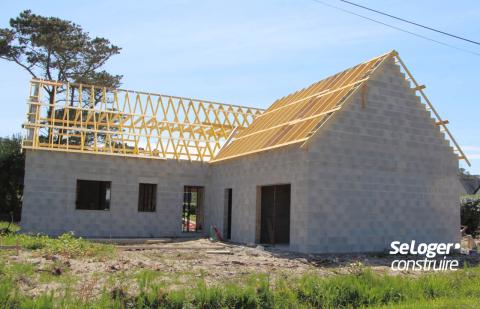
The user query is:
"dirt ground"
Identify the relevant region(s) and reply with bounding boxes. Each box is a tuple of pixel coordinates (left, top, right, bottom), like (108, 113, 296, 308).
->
(3, 238, 480, 298)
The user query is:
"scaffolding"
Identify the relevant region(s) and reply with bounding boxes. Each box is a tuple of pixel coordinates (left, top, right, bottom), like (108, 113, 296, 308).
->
(22, 79, 264, 162)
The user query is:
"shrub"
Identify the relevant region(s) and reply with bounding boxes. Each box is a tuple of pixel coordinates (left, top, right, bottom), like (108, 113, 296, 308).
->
(461, 197, 480, 236)
(0, 135, 24, 222)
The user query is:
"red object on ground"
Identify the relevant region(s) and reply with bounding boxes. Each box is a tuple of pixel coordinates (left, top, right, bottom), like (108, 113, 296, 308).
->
(213, 225, 222, 241)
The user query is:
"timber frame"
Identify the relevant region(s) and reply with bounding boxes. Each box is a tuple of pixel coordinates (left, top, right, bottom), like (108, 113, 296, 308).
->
(22, 79, 263, 161)
(211, 50, 470, 166)
(21, 51, 469, 166)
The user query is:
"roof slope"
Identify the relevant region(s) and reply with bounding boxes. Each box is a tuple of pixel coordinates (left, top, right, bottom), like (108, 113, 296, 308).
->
(459, 174, 480, 195)
(212, 51, 392, 162)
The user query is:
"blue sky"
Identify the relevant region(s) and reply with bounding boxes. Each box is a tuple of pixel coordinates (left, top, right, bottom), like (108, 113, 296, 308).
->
(1, 0, 479, 173)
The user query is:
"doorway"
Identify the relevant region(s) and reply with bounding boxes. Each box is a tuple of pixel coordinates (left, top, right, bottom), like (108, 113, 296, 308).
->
(224, 188, 232, 239)
(182, 186, 204, 232)
(259, 184, 291, 244)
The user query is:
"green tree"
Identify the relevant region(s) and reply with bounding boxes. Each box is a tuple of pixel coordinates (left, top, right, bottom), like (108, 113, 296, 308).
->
(0, 12, 124, 218)
(0, 9, 122, 88)
(0, 10, 123, 147)
(0, 135, 24, 221)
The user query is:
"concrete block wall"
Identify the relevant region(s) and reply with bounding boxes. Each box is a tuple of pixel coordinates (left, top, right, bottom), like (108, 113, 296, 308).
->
(22, 150, 208, 237)
(303, 57, 460, 253)
(206, 147, 309, 252)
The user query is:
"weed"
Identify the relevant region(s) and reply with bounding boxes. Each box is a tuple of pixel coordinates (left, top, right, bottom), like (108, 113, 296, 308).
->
(1, 224, 480, 308)
(0, 228, 115, 258)
(1, 267, 480, 308)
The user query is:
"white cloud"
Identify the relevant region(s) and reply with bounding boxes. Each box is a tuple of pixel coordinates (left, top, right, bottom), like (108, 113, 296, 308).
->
(463, 145, 480, 151)
(463, 145, 480, 160)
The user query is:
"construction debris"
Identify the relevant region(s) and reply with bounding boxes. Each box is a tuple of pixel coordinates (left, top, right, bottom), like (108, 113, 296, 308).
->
(206, 250, 233, 255)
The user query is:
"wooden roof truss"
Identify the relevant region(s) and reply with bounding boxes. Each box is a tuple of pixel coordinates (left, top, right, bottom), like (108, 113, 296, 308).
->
(22, 51, 469, 166)
(22, 79, 264, 161)
(212, 51, 470, 166)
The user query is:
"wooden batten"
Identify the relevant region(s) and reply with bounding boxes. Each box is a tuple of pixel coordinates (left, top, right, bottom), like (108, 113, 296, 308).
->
(22, 79, 264, 162)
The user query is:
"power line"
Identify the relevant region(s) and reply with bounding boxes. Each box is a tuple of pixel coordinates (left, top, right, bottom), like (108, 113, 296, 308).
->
(339, 0, 480, 46)
(309, 0, 480, 56)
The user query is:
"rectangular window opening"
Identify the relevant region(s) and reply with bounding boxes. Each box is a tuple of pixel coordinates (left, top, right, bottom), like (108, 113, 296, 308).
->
(76, 180, 111, 210)
(138, 183, 157, 212)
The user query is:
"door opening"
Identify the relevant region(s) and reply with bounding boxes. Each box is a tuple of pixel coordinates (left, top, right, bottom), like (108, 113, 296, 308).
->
(182, 186, 204, 232)
(224, 188, 232, 239)
(259, 184, 290, 244)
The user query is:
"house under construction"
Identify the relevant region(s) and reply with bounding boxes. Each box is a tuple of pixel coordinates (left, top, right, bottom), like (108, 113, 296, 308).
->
(21, 51, 467, 253)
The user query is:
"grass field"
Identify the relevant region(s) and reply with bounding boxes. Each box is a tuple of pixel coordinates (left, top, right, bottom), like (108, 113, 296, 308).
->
(1, 261, 479, 308)
(1, 222, 479, 308)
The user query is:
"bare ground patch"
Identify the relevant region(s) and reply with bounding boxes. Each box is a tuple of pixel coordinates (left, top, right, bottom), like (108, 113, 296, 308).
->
(2, 237, 479, 298)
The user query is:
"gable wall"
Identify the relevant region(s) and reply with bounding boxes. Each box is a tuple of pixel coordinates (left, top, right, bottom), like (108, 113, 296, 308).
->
(303, 57, 460, 253)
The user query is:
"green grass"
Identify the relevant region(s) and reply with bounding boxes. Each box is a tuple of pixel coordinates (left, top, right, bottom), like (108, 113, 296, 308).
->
(372, 297, 480, 308)
(0, 221, 20, 232)
(1, 263, 480, 308)
(461, 194, 480, 199)
(1, 221, 479, 307)
(0, 221, 115, 258)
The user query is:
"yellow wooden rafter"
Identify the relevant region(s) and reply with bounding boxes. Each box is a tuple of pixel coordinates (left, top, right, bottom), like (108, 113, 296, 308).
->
(211, 50, 470, 166)
(22, 79, 264, 162)
(392, 51, 470, 166)
(22, 51, 469, 166)
(211, 51, 392, 162)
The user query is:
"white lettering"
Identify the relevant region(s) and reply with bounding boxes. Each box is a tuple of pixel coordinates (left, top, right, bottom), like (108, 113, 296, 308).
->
(426, 243, 437, 258)
(417, 243, 427, 255)
(399, 243, 409, 254)
(446, 243, 454, 254)
(410, 240, 417, 254)
(389, 241, 400, 254)
(449, 260, 459, 270)
(437, 243, 446, 255)
(389, 241, 460, 272)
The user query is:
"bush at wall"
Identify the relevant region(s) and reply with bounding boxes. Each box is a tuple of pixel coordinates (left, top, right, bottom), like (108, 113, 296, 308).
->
(461, 196, 480, 236)
(0, 135, 24, 222)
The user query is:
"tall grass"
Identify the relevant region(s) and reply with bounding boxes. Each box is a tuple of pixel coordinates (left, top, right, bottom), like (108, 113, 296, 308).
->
(0, 222, 114, 258)
(0, 266, 479, 308)
(1, 222, 478, 307)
